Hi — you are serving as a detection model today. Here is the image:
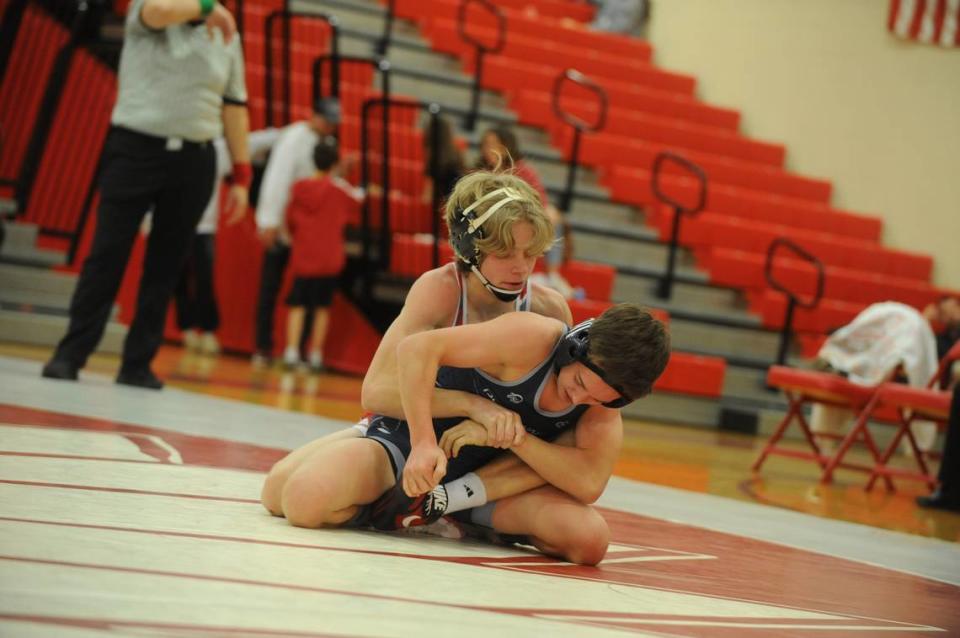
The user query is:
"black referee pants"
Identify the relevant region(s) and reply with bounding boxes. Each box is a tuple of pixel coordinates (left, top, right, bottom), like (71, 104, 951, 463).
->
(938, 385, 960, 493)
(174, 232, 220, 332)
(52, 126, 215, 372)
(254, 242, 290, 354)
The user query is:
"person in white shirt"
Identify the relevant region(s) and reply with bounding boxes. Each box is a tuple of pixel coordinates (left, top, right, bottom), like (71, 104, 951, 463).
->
(252, 98, 340, 364)
(175, 128, 280, 355)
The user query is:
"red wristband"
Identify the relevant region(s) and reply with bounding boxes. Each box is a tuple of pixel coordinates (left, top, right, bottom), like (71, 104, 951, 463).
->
(231, 163, 252, 189)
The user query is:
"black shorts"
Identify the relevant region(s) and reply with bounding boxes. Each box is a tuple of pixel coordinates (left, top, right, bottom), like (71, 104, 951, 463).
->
(364, 415, 502, 482)
(285, 276, 337, 308)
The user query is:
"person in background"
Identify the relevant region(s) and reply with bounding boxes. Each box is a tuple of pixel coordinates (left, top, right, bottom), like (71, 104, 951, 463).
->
(923, 296, 960, 369)
(916, 385, 960, 512)
(422, 114, 465, 205)
(590, 0, 650, 37)
(281, 137, 362, 371)
(42, 0, 250, 389)
(176, 128, 280, 355)
(252, 98, 340, 366)
(478, 126, 577, 299)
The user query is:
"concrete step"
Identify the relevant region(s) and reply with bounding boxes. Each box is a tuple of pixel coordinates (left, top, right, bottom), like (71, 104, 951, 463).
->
(0, 222, 65, 267)
(622, 390, 723, 428)
(0, 308, 126, 355)
(666, 319, 784, 364)
(0, 198, 17, 216)
(0, 262, 78, 296)
(612, 273, 755, 322)
(573, 232, 704, 283)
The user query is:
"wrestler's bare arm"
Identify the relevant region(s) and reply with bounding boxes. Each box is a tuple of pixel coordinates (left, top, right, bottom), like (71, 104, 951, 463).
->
(398, 313, 566, 495)
(361, 267, 485, 420)
(439, 409, 620, 504)
(508, 406, 622, 504)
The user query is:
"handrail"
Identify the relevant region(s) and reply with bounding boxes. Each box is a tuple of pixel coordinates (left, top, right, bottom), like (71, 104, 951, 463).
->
(359, 96, 450, 298)
(457, 0, 506, 131)
(651, 151, 707, 300)
(551, 69, 607, 132)
(426, 102, 443, 270)
(765, 236, 826, 365)
(312, 54, 390, 109)
(375, 0, 396, 57)
(551, 68, 607, 212)
(652, 151, 708, 214)
(264, 9, 339, 127)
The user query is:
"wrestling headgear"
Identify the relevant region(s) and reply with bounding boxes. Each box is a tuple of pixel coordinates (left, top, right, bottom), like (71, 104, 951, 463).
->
(553, 319, 632, 409)
(449, 186, 527, 302)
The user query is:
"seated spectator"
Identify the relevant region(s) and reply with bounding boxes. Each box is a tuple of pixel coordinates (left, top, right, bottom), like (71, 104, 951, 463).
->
(590, 0, 650, 37)
(810, 302, 940, 452)
(923, 296, 960, 369)
(422, 114, 465, 205)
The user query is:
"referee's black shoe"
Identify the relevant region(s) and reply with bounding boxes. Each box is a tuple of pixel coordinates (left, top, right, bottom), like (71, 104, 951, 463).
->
(116, 367, 164, 390)
(916, 487, 960, 512)
(41, 358, 79, 381)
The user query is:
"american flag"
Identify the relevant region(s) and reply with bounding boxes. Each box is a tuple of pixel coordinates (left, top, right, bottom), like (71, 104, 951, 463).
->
(888, 0, 960, 46)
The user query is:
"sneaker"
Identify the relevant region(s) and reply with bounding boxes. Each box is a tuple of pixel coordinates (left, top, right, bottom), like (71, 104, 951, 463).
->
(41, 358, 78, 381)
(251, 352, 272, 368)
(916, 488, 960, 512)
(282, 347, 300, 370)
(369, 482, 449, 530)
(307, 350, 323, 372)
(116, 367, 164, 390)
(199, 332, 220, 355)
(182, 329, 200, 352)
(397, 516, 465, 540)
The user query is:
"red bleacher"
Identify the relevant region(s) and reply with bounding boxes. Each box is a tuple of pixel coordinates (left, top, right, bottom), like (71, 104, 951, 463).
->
(0, 5, 69, 193)
(397, 0, 951, 343)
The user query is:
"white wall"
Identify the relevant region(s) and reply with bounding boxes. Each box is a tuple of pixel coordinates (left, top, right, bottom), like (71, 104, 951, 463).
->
(645, 0, 960, 289)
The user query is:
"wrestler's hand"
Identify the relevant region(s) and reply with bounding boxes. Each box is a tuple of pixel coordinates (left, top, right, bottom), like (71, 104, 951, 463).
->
(469, 399, 525, 448)
(439, 419, 487, 458)
(403, 442, 447, 497)
(223, 184, 248, 225)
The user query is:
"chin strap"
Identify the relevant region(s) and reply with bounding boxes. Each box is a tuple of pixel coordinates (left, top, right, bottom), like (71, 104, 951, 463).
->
(471, 265, 522, 302)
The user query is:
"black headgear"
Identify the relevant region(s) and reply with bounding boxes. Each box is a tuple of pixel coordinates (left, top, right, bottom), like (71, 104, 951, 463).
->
(450, 186, 526, 302)
(553, 319, 632, 409)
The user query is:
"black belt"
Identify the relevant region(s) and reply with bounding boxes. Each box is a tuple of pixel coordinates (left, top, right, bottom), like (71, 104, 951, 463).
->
(111, 125, 212, 151)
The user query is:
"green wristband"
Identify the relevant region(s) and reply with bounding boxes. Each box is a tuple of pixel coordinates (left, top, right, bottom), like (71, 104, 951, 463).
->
(199, 0, 215, 17)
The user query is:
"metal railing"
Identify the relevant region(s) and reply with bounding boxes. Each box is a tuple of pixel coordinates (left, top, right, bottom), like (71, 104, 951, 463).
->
(457, 0, 505, 131)
(264, 9, 339, 127)
(764, 237, 825, 366)
(312, 54, 390, 108)
(651, 151, 707, 300)
(375, 0, 396, 57)
(359, 97, 448, 297)
(551, 68, 607, 213)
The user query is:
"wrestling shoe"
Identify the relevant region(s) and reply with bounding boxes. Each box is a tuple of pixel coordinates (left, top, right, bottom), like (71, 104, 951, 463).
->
(369, 482, 449, 530)
(395, 516, 465, 540)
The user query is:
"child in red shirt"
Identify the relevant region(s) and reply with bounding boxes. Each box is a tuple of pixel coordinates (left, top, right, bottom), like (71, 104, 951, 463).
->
(282, 137, 362, 370)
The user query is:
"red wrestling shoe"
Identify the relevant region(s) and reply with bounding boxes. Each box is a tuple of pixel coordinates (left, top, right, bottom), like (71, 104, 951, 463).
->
(369, 482, 449, 530)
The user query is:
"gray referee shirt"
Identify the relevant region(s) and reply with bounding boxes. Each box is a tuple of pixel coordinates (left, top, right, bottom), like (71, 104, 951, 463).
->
(111, 0, 247, 142)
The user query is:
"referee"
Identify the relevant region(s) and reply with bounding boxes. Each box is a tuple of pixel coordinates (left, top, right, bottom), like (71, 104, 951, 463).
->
(42, 0, 251, 389)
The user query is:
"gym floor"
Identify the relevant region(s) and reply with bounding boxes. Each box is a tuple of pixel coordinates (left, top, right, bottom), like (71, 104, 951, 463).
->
(1, 343, 958, 637)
